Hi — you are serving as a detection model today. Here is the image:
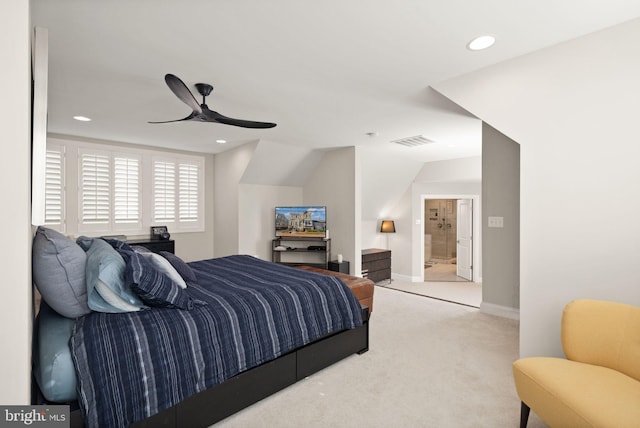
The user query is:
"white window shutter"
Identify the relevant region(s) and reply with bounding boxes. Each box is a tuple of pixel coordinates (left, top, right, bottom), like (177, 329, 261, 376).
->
(179, 163, 199, 222)
(154, 160, 175, 222)
(44, 147, 64, 228)
(114, 156, 140, 225)
(80, 152, 110, 225)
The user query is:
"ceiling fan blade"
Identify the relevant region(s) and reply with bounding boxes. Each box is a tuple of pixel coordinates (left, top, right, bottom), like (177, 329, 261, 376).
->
(148, 111, 199, 124)
(206, 109, 277, 129)
(164, 74, 202, 114)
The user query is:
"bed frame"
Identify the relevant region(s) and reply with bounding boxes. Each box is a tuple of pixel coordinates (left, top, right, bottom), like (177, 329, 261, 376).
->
(67, 306, 369, 428)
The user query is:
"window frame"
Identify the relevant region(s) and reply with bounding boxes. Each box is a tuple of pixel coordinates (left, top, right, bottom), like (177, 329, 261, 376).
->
(44, 137, 205, 237)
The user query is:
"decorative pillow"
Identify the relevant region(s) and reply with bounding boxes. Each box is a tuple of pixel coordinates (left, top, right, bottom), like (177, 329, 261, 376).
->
(32, 226, 90, 318)
(118, 250, 197, 310)
(131, 245, 152, 253)
(139, 252, 187, 289)
(159, 251, 197, 283)
(77, 237, 146, 313)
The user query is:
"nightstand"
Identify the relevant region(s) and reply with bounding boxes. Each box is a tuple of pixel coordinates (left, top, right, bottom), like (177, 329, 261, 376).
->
(127, 239, 175, 254)
(328, 260, 350, 274)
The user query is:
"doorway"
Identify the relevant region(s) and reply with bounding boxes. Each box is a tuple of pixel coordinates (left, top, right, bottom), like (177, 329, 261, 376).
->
(424, 198, 472, 282)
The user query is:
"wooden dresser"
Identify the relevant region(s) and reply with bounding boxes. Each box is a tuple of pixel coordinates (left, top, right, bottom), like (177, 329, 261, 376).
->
(361, 248, 391, 283)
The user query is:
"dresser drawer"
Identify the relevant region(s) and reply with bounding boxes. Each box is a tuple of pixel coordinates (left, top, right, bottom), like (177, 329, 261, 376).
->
(362, 249, 391, 262)
(362, 258, 391, 271)
(365, 268, 391, 283)
(361, 248, 391, 283)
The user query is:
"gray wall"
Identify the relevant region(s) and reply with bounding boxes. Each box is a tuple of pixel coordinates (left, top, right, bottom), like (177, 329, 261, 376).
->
(481, 123, 520, 314)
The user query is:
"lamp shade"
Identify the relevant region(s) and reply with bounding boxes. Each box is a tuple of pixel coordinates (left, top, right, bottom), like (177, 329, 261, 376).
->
(380, 220, 396, 233)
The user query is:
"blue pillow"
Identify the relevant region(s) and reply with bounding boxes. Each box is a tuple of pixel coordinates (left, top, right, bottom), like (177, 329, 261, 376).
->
(32, 227, 90, 318)
(159, 251, 197, 283)
(119, 250, 198, 310)
(101, 238, 133, 252)
(77, 237, 146, 313)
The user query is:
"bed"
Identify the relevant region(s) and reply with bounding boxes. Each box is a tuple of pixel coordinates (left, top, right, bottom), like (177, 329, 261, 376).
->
(31, 227, 372, 428)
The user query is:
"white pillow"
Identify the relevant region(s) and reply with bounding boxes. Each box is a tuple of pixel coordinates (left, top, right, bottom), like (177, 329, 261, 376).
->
(140, 252, 188, 289)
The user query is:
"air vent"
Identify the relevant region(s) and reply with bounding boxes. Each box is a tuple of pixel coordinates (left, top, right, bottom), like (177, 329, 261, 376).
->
(391, 135, 436, 147)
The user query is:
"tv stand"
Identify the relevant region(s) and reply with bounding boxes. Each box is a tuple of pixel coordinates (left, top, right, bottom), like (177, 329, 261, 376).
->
(272, 237, 330, 269)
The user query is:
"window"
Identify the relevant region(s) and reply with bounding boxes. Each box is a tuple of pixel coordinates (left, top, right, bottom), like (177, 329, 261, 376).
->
(153, 160, 176, 222)
(153, 157, 203, 231)
(44, 144, 65, 231)
(80, 151, 110, 227)
(179, 163, 199, 223)
(79, 149, 142, 233)
(44, 138, 204, 237)
(114, 156, 140, 225)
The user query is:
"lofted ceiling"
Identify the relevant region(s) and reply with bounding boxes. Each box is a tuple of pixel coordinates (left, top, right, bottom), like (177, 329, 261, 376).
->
(31, 1, 640, 162)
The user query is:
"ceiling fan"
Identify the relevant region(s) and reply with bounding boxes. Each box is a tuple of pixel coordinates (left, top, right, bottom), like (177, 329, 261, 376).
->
(150, 73, 276, 129)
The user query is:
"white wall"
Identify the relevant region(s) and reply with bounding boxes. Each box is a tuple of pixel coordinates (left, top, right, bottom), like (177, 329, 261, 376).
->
(1, 0, 31, 403)
(360, 146, 425, 221)
(214, 142, 258, 257)
(304, 147, 361, 275)
(174, 153, 215, 262)
(413, 156, 481, 183)
(238, 184, 303, 260)
(434, 18, 640, 357)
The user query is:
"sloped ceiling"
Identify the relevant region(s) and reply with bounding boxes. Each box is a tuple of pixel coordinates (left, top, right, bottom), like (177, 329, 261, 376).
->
(240, 140, 323, 186)
(31, 1, 640, 163)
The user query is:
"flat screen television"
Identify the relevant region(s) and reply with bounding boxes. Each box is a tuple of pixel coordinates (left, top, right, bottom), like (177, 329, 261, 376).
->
(275, 206, 327, 238)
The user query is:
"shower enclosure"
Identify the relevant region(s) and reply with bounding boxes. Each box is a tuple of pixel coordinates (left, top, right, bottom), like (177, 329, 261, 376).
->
(424, 199, 457, 264)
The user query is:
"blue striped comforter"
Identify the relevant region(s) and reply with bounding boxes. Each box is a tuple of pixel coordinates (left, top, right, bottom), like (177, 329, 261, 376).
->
(71, 255, 362, 427)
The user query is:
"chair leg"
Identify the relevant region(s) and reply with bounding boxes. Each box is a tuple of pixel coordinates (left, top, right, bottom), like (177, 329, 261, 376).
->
(520, 401, 531, 428)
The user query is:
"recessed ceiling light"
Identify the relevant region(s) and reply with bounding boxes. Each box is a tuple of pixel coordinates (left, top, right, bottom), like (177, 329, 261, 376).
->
(73, 115, 92, 122)
(467, 35, 496, 51)
(216, 139, 227, 144)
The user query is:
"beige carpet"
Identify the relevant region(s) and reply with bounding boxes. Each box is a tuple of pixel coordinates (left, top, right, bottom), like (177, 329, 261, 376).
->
(213, 286, 547, 427)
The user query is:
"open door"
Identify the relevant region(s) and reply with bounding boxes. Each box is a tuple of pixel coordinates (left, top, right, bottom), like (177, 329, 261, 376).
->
(456, 199, 473, 281)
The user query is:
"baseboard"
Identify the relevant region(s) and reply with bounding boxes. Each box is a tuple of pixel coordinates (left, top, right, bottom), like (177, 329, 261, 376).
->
(391, 273, 421, 282)
(480, 302, 520, 320)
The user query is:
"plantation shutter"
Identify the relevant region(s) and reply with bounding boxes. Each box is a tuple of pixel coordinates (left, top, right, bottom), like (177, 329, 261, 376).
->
(154, 160, 176, 222)
(80, 152, 110, 225)
(179, 162, 199, 222)
(114, 156, 140, 226)
(44, 147, 64, 227)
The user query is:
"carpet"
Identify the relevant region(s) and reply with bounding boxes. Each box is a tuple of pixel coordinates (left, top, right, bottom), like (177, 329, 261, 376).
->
(383, 279, 482, 308)
(213, 287, 547, 427)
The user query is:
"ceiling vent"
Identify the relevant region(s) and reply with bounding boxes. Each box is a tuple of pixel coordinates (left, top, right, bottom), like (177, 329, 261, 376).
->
(391, 135, 436, 147)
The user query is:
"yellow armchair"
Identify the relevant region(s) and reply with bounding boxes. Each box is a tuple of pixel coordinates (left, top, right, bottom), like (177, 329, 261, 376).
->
(512, 299, 640, 428)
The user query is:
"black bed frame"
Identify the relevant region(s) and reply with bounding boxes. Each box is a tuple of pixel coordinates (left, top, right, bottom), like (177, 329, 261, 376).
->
(67, 306, 369, 428)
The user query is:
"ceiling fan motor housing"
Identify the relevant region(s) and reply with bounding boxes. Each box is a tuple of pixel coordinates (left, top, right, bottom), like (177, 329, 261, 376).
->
(195, 83, 213, 97)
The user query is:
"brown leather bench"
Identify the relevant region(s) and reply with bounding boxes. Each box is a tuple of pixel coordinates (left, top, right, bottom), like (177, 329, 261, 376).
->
(296, 265, 374, 314)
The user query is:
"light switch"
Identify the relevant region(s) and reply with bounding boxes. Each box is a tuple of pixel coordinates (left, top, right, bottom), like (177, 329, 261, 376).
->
(488, 216, 504, 228)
